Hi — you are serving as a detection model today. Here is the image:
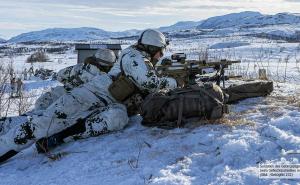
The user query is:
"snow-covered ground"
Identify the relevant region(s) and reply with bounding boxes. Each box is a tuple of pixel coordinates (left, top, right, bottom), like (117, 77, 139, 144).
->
(0, 81, 299, 185)
(1, 31, 300, 184)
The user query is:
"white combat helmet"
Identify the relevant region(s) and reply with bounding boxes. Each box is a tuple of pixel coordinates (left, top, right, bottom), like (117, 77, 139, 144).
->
(138, 29, 167, 48)
(94, 48, 117, 66)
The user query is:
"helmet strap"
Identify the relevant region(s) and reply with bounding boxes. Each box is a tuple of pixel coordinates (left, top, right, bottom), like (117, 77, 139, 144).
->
(135, 44, 156, 57)
(138, 30, 146, 45)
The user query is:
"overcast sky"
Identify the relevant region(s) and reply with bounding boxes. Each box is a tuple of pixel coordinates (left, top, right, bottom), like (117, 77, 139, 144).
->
(0, 0, 300, 39)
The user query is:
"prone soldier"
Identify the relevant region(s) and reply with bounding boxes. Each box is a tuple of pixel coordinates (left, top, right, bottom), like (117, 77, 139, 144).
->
(0, 48, 128, 163)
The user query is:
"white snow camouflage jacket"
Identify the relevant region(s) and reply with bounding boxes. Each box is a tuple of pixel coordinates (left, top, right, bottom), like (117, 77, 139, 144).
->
(35, 63, 104, 111)
(109, 46, 177, 94)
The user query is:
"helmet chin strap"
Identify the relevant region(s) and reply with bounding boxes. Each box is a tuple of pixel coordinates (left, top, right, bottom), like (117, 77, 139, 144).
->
(135, 44, 155, 57)
(150, 58, 159, 66)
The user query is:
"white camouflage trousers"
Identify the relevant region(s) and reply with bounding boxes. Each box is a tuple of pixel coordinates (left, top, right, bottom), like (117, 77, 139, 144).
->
(0, 74, 128, 156)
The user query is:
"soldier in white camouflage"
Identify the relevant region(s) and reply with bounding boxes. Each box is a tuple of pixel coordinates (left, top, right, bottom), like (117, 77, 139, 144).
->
(109, 29, 177, 92)
(0, 49, 128, 162)
(35, 49, 116, 111)
(109, 29, 177, 114)
(0, 29, 177, 163)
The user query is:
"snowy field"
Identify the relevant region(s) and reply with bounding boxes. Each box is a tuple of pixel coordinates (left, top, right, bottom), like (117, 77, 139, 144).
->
(1, 35, 300, 185)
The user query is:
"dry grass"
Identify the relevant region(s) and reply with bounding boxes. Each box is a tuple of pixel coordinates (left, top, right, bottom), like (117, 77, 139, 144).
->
(218, 116, 256, 127)
(184, 114, 255, 128)
(287, 95, 300, 107)
(266, 94, 300, 108)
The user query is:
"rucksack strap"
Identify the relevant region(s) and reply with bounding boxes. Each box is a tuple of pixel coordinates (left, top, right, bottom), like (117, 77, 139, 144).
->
(190, 85, 223, 106)
(177, 95, 184, 127)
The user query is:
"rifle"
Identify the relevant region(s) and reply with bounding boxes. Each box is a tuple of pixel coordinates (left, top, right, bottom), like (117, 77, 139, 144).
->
(156, 53, 241, 87)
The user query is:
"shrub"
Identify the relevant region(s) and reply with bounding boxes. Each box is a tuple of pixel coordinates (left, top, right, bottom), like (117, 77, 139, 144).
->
(26, 51, 49, 63)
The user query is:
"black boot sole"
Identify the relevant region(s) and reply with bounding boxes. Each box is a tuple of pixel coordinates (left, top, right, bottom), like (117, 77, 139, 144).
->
(0, 150, 18, 164)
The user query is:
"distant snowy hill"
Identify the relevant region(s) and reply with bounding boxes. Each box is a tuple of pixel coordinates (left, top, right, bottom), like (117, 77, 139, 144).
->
(8, 27, 138, 43)
(0, 38, 6, 43)
(7, 11, 300, 43)
(159, 21, 203, 32)
(194, 12, 300, 42)
(197, 11, 300, 29)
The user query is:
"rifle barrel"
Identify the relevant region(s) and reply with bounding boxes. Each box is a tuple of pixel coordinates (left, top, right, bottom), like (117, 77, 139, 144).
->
(185, 60, 241, 65)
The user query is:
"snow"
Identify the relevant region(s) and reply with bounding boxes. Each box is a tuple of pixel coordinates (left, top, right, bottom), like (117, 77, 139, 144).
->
(8, 27, 139, 43)
(197, 11, 300, 29)
(159, 21, 203, 32)
(1, 11, 300, 185)
(1, 59, 300, 184)
(210, 41, 250, 49)
(1, 82, 300, 185)
(198, 11, 263, 29)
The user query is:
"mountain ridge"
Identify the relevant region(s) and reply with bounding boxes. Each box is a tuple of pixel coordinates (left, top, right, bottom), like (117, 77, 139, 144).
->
(197, 12, 300, 29)
(0, 38, 6, 43)
(6, 11, 300, 43)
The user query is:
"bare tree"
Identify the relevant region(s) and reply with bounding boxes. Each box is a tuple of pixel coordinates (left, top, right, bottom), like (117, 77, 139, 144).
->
(284, 55, 290, 83)
(198, 47, 209, 61)
(0, 62, 13, 117)
(15, 91, 36, 116)
(0, 59, 36, 117)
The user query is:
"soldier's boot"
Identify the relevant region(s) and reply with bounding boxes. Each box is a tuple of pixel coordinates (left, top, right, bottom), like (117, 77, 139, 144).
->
(35, 135, 64, 154)
(0, 150, 19, 164)
(35, 118, 86, 153)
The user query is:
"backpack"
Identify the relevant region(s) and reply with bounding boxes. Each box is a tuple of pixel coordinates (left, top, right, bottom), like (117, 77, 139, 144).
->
(141, 83, 226, 128)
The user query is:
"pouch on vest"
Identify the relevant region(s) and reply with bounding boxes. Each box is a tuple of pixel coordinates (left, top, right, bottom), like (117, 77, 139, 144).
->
(108, 54, 138, 102)
(109, 75, 136, 102)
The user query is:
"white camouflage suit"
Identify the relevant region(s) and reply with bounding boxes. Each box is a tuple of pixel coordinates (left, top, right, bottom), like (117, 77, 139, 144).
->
(34, 61, 104, 111)
(0, 73, 128, 158)
(35, 48, 118, 111)
(109, 46, 177, 93)
(0, 49, 129, 159)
